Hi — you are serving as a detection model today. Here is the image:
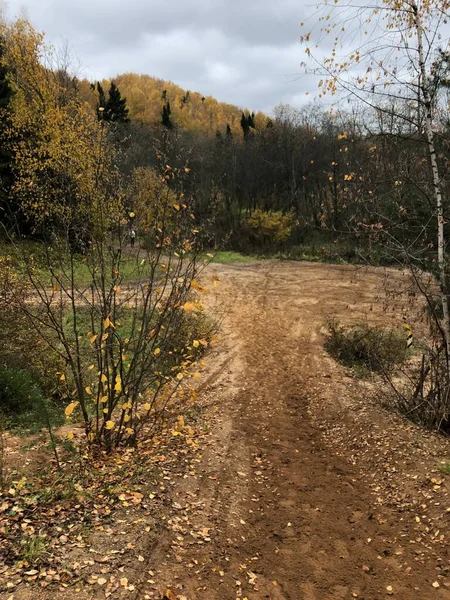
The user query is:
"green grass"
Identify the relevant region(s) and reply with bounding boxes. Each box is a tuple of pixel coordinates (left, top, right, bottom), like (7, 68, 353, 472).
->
(278, 243, 396, 266)
(21, 535, 49, 564)
(202, 250, 255, 264)
(0, 365, 64, 434)
(0, 240, 146, 288)
(440, 462, 450, 475)
(201, 244, 395, 267)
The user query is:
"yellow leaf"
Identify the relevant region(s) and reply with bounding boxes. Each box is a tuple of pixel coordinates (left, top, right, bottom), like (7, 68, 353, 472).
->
(59, 373, 66, 381)
(193, 340, 200, 348)
(143, 403, 151, 411)
(105, 420, 115, 430)
(177, 415, 185, 430)
(85, 386, 93, 396)
(176, 372, 184, 380)
(183, 302, 195, 312)
(153, 348, 161, 356)
(173, 204, 180, 211)
(114, 375, 122, 393)
(101, 373, 108, 384)
(100, 395, 108, 403)
(124, 414, 131, 423)
(193, 372, 201, 380)
(65, 401, 78, 417)
(129, 211, 135, 218)
(125, 427, 134, 435)
(88, 364, 95, 371)
(89, 333, 98, 344)
(67, 431, 74, 440)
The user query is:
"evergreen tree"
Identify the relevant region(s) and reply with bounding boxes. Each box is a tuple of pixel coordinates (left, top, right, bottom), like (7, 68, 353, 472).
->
(240, 112, 250, 138)
(95, 81, 129, 123)
(240, 112, 256, 139)
(104, 82, 129, 123)
(96, 82, 106, 120)
(226, 123, 232, 137)
(180, 90, 190, 109)
(161, 101, 173, 129)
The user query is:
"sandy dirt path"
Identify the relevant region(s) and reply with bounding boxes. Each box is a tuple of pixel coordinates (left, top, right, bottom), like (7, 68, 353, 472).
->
(148, 261, 450, 600)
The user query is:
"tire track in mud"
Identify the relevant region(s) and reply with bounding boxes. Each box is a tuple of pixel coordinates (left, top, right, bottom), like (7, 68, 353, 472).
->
(148, 261, 450, 600)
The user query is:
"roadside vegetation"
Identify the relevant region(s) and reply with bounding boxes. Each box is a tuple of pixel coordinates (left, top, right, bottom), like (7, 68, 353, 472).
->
(325, 319, 409, 376)
(324, 315, 450, 435)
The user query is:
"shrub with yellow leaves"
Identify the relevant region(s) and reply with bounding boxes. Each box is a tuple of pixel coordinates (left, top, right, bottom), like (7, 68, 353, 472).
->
(0, 18, 213, 453)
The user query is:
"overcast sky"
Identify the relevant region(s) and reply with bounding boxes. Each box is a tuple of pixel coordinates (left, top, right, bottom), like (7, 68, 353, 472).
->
(4, 0, 317, 114)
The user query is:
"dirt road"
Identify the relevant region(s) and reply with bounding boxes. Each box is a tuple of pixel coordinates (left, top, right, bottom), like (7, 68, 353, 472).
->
(150, 261, 450, 600)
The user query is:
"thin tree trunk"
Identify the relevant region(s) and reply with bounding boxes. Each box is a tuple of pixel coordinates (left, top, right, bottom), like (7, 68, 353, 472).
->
(0, 417, 4, 490)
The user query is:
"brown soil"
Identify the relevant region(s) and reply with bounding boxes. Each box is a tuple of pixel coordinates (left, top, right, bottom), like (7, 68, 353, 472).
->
(5, 260, 450, 600)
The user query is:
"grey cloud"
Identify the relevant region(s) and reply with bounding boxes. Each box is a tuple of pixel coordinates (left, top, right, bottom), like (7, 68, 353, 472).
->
(37, 0, 305, 47)
(6, 0, 312, 113)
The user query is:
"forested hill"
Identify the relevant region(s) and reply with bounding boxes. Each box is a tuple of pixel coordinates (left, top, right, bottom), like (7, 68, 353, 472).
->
(80, 73, 268, 136)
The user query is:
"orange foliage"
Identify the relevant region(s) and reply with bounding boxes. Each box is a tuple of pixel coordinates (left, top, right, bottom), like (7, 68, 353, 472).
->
(80, 73, 268, 136)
